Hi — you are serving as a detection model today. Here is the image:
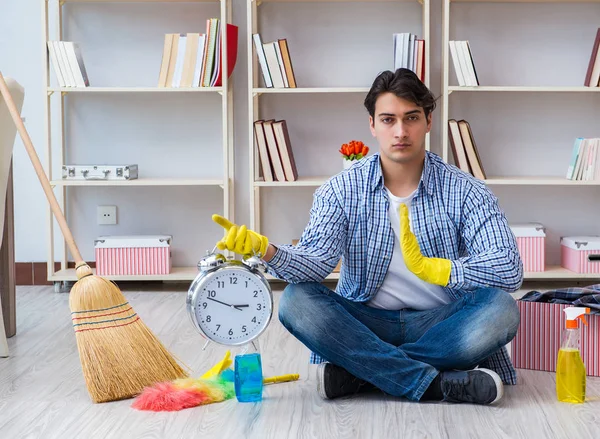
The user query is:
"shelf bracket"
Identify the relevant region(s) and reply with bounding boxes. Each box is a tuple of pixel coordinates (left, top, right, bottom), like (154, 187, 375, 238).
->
(47, 90, 55, 97)
(448, 90, 453, 96)
(61, 91, 68, 97)
(253, 92, 263, 98)
(217, 90, 224, 96)
(59, 0, 65, 6)
(256, 0, 263, 7)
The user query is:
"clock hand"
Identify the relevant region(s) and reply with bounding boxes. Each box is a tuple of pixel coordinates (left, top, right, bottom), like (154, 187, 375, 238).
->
(233, 304, 249, 311)
(207, 297, 248, 311)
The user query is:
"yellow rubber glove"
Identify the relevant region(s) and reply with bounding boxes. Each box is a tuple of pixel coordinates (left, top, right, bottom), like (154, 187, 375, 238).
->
(399, 203, 452, 286)
(212, 214, 269, 257)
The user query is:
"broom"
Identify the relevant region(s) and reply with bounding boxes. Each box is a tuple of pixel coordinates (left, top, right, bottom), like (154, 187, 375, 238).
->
(0, 72, 188, 403)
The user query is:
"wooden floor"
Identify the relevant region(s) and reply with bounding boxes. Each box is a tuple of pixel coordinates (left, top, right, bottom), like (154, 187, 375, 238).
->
(1, 284, 600, 439)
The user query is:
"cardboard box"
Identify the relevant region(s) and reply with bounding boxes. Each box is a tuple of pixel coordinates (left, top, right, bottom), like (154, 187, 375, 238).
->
(561, 236, 600, 274)
(510, 300, 600, 377)
(510, 223, 545, 272)
(292, 239, 341, 273)
(95, 235, 172, 276)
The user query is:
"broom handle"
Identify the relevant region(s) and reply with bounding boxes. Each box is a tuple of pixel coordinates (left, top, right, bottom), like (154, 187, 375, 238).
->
(0, 72, 84, 264)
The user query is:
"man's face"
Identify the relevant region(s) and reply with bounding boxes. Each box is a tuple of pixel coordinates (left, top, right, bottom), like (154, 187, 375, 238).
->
(369, 92, 431, 167)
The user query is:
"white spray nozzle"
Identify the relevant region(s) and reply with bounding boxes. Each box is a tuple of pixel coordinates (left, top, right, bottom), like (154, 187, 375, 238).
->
(564, 307, 590, 328)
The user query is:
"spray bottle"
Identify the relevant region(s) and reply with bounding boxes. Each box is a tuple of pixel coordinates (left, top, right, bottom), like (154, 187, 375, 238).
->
(556, 306, 590, 403)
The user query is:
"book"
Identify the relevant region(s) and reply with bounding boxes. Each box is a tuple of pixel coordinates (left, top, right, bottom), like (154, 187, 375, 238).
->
(253, 33, 272, 88)
(272, 120, 298, 181)
(448, 119, 472, 174)
(214, 23, 239, 87)
(457, 120, 486, 180)
(278, 39, 297, 88)
(253, 120, 274, 182)
(585, 28, 600, 87)
(262, 119, 286, 181)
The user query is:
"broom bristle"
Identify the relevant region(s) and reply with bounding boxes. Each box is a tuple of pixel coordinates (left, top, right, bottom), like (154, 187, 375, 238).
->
(70, 266, 188, 403)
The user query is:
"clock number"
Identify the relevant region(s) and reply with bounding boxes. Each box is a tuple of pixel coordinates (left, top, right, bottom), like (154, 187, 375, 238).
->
(208, 290, 216, 298)
(202, 302, 207, 309)
(216, 324, 221, 331)
(228, 328, 234, 336)
(217, 281, 224, 288)
(206, 315, 211, 322)
(242, 325, 247, 333)
(256, 304, 262, 310)
(253, 291, 258, 298)
(245, 280, 249, 288)
(252, 317, 257, 323)
(230, 277, 238, 285)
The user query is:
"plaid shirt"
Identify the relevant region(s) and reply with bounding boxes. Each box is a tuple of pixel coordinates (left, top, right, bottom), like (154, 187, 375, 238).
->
(266, 151, 524, 385)
(520, 285, 600, 314)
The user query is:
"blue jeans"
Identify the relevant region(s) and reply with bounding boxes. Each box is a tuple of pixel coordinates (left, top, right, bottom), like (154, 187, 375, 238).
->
(278, 282, 520, 401)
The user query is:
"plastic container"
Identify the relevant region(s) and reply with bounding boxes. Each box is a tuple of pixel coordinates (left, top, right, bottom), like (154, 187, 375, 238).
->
(234, 353, 263, 402)
(556, 307, 590, 404)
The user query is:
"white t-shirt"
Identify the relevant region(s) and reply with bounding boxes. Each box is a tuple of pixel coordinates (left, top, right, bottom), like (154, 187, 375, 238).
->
(366, 187, 451, 311)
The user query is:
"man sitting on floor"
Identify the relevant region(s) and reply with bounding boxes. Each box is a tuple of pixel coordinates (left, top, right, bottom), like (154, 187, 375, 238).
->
(212, 68, 522, 405)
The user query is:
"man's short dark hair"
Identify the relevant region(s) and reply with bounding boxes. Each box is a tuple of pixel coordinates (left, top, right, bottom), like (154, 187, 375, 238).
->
(364, 68, 437, 119)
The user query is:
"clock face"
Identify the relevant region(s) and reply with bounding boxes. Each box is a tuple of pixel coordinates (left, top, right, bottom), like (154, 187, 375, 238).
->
(190, 266, 272, 345)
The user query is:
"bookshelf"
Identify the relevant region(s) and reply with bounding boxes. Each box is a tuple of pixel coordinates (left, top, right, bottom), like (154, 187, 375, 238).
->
(247, 0, 430, 281)
(42, 0, 234, 288)
(441, 0, 600, 281)
(47, 87, 224, 93)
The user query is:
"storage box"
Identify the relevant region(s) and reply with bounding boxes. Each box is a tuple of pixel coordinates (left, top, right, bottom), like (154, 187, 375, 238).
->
(95, 235, 172, 276)
(62, 164, 138, 181)
(561, 236, 600, 274)
(510, 300, 600, 377)
(510, 223, 545, 272)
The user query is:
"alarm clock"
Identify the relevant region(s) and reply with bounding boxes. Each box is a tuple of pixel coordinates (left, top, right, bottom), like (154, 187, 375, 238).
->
(186, 250, 274, 347)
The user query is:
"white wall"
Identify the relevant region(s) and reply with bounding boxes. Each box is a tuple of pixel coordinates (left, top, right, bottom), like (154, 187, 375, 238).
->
(1, 0, 599, 268)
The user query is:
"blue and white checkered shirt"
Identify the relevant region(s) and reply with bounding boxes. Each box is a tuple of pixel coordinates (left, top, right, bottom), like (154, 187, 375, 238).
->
(266, 151, 524, 385)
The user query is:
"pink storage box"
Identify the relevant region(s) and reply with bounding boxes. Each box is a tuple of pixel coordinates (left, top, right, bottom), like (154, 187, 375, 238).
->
(510, 301, 600, 377)
(510, 223, 545, 272)
(95, 235, 172, 276)
(561, 236, 600, 274)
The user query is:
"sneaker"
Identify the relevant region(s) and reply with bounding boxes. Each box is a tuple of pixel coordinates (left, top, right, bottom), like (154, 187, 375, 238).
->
(316, 363, 377, 400)
(439, 368, 504, 405)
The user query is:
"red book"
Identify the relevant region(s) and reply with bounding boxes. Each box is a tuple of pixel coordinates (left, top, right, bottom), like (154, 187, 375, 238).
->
(215, 23, 239, 87)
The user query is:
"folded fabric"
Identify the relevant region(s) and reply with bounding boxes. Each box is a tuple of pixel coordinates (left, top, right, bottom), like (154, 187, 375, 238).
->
(520, 283, 600, 314)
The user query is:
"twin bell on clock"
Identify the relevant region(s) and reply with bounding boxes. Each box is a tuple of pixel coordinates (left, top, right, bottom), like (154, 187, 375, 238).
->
(186, 249, 274, 402)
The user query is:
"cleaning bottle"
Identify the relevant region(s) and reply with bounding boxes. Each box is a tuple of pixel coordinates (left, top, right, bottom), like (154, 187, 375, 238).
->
(556, 306, 590, 403)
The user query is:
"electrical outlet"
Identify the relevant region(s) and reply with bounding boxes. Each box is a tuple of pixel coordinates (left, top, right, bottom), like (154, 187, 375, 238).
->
(97, 205, 117, 225)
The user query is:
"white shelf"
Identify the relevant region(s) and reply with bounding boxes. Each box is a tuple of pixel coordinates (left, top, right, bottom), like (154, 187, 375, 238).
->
(44, 0, 234, 285)
(248, 0, 431, 235)
(50, 266, 200, 282)
(451, 0, 600, 3)
(524, 266, 600, 280)
(47, 87, 223, 93)
(51, 178, 225, 187)
(255, 176, 600, 187)
(64, 0, 218, 3)
(253, 87, 370, 94)
(51, 265, 594, 283)
(254, 176, 330, 187)
(260, 0, 416, 2)
(483, 177, 600, 186)
(448, 86, 600, 93)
